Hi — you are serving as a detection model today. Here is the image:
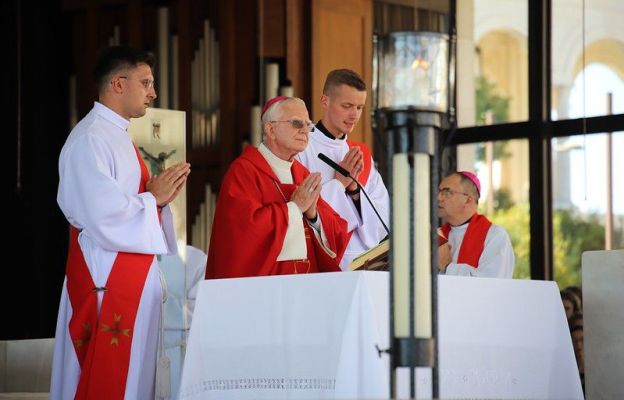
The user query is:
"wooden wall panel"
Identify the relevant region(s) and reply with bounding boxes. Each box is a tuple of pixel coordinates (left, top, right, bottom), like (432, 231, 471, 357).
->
(218, 0, 237, 174)
(261, 0, 285, 57)
(127, 0, 141, 47)
(312, 0, 373, 146)
(235, 0, 258, 146)
(286, 0, 310, 105)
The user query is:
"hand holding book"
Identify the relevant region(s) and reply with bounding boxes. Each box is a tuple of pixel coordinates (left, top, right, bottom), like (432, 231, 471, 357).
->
(348, 239, 389, 271)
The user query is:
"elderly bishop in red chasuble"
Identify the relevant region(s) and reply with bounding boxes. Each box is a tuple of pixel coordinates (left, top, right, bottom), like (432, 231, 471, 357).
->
(206, 96, 349, 278)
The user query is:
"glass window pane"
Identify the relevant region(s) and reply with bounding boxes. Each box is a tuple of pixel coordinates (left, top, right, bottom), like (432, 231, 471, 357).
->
(457, 139, 530, 278)
(552, 0, 624, 120)
(551, 132, 624, 289)
(456, 0, 528, 127)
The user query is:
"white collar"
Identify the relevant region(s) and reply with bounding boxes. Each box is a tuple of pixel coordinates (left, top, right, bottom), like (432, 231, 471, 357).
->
(258, 143, 293, 173)
(450, 222, 469, 232)
(93, 101, 131, 131)
(310, 125, 348, 149)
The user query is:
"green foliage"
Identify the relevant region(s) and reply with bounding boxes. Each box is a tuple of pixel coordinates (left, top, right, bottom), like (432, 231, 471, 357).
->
(615, 216, 624, 248)
(489, 203, 531, 279)
(494, 187, 514, 210)
(475, 76, 510, 125)
(474, 76, 512, 162)
(487, 203, 607, 285)
(475, 142, 512, 162)
(475, 76, 510, 161)
(553, 209, 605, 288)
(466, 76, 610, 286)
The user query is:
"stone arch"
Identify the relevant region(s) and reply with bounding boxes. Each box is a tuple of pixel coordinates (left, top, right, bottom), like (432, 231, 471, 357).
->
(477, 30, 529, 204)
(555, 39, 624, 118)
(477, 29, 528, 123)
(572, 38, 624, 81)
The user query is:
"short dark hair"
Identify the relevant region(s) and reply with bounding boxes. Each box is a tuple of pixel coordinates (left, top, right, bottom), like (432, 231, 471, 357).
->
(565, 286, 583, 307)
(94, 46, 156, 93)
(322, 69, 366, 95)
(561, 288, 582, 313)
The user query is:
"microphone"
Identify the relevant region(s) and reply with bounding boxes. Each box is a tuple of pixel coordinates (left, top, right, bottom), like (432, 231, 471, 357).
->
(318, 153, 350, 178)
(317, 153, 390, 234)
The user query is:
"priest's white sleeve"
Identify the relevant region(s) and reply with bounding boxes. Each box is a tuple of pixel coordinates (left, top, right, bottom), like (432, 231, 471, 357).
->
(355, 167, 390, 248)
(316, 159, 389, 248)
(159, 205, 178, 255)
(319, 179, 360, 232)
(306, 215, 336, 258)
(57, 134, 173, 255)
(445, 225, 515, 278)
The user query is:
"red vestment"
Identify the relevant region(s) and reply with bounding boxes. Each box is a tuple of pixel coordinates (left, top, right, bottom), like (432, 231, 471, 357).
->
(66, 144, 154, 399)
(438, 213, 492, 268)
(206, 146, 349, 278)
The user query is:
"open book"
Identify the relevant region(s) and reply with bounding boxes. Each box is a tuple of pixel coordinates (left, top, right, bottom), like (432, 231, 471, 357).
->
(348, 239, 389, 271)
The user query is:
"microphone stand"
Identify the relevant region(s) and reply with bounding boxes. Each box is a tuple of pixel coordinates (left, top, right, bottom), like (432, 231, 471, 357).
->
(317, 153, 390, 235)
(343, 173, 390, 235)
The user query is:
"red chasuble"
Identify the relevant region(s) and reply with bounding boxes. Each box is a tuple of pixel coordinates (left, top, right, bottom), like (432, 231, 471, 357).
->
(66, 145, 154, 399)
(206, 146, 349, 278)
(438, 213, 492, 268)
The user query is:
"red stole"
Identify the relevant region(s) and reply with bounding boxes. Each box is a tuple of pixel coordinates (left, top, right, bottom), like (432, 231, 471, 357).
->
(66, 144, 155, 399)
(347, 140, 372, 186)
(438, 213, 492, 268)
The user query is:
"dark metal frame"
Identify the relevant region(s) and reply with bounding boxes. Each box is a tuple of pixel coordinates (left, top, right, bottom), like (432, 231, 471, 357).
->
(380, 108, 444, 399)
(447, 0, 624, 280)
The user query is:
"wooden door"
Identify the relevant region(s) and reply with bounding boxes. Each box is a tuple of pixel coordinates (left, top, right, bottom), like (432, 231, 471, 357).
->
(312, 0, 373, 146)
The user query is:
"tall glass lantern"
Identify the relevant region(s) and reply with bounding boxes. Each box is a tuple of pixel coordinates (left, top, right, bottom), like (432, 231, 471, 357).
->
(378, 32, 449, 112)
(374, 31, 452, 399)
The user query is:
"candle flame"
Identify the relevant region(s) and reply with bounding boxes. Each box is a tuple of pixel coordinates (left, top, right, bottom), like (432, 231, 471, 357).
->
(411, 58, 429, 70)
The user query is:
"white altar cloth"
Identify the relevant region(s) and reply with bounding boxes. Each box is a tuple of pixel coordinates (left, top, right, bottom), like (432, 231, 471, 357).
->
(178, 272, 387, 400)
(179, 272, 582, 399)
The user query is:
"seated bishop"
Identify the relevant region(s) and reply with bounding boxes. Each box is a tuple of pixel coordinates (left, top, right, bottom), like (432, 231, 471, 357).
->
(437, 171, 515, 278)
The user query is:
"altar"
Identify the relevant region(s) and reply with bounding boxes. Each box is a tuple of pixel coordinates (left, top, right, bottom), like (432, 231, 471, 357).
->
(178, 272, 582, 399)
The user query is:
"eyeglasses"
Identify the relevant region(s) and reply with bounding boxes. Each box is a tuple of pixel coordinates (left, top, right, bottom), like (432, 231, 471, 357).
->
(270, 119, 314, 131)
(119, 76, 155, 89)
(438, 188, 470, 198)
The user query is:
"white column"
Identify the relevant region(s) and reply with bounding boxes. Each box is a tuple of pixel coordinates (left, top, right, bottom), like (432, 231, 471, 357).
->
(392, 154, 410, 338)
(553, 85, 574, 209)
(171, 34, 179, 110)
(279, 86, 294, 97)
(456, 0, 476, 128)
(264, 63, 279, 102)
(413, 154, 432, 338)
(250, 106, 262, 146)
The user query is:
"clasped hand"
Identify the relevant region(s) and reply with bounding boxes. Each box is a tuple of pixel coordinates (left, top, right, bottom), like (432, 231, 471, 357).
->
(291, 173, 322, 220)
(337, 147, 363, 191)
(146, 162, 191, 207)
(438, 243, 452, 272)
